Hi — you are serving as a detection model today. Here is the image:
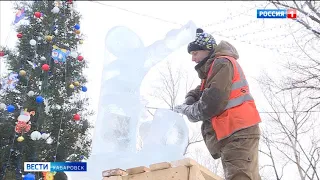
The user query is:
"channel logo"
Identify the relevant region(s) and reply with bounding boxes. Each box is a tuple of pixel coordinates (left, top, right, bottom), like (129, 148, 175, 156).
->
(257, 9, 297, 19)
(24, 162, 87, 172)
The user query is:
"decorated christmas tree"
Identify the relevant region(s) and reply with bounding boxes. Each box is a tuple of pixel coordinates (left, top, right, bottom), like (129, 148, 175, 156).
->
(0, 1, 92, 179)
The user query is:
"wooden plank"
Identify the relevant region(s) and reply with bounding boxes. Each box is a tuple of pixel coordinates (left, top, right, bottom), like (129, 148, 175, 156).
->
(149, 162, 172, 171)
(171, 158, 198, 167)
(102, 176, 123, 180)
(195, 163, 223, 180)
(122, 166, 188, 180)
(171, 158, 223, 180)
(189, 166, 206, 180)
(102, 168, 127, 177)
(198, 167, 223, 180)
(126, 166, 150, 175)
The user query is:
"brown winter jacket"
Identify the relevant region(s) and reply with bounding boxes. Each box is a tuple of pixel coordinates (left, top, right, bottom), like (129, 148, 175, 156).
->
(185, 40, 260, 159)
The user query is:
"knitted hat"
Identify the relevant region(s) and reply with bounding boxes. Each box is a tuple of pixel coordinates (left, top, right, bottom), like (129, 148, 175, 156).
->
(187, 28, 216, 54)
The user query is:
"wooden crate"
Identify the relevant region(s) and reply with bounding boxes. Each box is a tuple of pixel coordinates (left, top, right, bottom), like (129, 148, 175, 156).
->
(102, 158, 223, 180)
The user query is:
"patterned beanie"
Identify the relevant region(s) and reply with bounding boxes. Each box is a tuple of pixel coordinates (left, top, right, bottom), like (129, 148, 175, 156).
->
(187, 28, 216, 54)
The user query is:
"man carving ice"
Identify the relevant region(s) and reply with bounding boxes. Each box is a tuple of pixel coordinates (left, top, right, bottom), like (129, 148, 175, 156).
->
(173, 28, 261, 180)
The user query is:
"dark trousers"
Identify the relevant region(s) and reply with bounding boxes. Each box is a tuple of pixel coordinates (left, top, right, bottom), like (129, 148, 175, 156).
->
(201, 121, 261, 180)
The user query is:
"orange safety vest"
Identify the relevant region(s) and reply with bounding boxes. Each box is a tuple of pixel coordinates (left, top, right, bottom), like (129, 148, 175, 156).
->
(200, 55, 261, 141)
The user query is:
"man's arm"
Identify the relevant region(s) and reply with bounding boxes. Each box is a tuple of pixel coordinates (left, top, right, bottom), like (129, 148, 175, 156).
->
(184, 85, 201, 105)
(183, 58, 233, 122)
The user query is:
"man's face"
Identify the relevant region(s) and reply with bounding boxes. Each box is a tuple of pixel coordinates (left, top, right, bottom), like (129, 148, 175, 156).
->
(191, 50, 210, 63)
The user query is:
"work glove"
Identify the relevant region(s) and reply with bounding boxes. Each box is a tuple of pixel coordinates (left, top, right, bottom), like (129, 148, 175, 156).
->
(184, 96, 196, 105)
(174, 103, 200, 123)
(173, 103, 190, 115)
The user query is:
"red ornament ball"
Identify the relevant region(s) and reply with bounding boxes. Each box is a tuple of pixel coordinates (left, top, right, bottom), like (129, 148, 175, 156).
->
(0, 51, 4, 57)
(77, 56, 84, 61)
(17, 33, 23, 38)
(34, 12, 41, 18)
(73, 114, 80, 121)
(42, 64, 50, 71)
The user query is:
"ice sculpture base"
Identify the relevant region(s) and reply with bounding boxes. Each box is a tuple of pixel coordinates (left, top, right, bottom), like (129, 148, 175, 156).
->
(70, 109, 189, 180)
(69, 149, 184, 180)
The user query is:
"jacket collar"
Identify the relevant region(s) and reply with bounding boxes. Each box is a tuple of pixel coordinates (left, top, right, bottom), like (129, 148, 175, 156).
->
(195, 52, 215, 79)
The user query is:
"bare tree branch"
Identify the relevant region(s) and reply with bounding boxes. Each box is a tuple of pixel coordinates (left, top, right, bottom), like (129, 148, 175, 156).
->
(260, 131, 283, 180)
(270, 0, 320, 41)
(183, 138, 203, 156)
(148, 61, 204, 156)
(258, 70, 320, 180)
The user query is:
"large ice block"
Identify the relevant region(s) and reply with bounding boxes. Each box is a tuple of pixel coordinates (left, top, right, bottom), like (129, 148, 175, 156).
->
(69, 21, 197, 180)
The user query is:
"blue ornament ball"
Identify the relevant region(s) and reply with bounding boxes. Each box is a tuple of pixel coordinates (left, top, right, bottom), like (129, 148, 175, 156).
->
(36, 96, 44, 103)
(23, 173, 35, 180)
(81, 86, 87, 92)
(74, 24, 80, 30)
(80, 155, 84, 159)
(7, 105, 15, 112)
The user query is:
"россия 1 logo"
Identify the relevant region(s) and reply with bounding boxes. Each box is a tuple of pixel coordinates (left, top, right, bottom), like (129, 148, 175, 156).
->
(257, 9, 297, 19)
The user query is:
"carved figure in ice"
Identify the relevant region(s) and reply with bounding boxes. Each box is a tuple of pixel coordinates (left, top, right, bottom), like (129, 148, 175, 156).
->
(69, 21, 197, 180)
(91, 21, 197, 155)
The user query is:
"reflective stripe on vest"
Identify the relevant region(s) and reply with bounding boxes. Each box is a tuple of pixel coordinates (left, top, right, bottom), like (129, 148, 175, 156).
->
(206, 56, 253, 110)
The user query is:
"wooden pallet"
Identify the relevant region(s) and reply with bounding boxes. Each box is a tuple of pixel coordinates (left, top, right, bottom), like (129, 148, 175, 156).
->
(102, 158, 223, 180)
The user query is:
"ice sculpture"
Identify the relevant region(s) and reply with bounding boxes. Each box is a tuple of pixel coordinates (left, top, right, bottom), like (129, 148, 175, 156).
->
(69, 109, 189, 180)
(139, 109, 189, 163)
(91, 21, 196, 155)
(69, 21, 196, 180)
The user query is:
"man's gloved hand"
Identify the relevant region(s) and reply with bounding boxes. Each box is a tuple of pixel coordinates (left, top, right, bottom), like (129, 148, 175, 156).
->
(174, 103, 200, 123)
(184, 96, 196, 105)
(173, 103, 190, 114)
